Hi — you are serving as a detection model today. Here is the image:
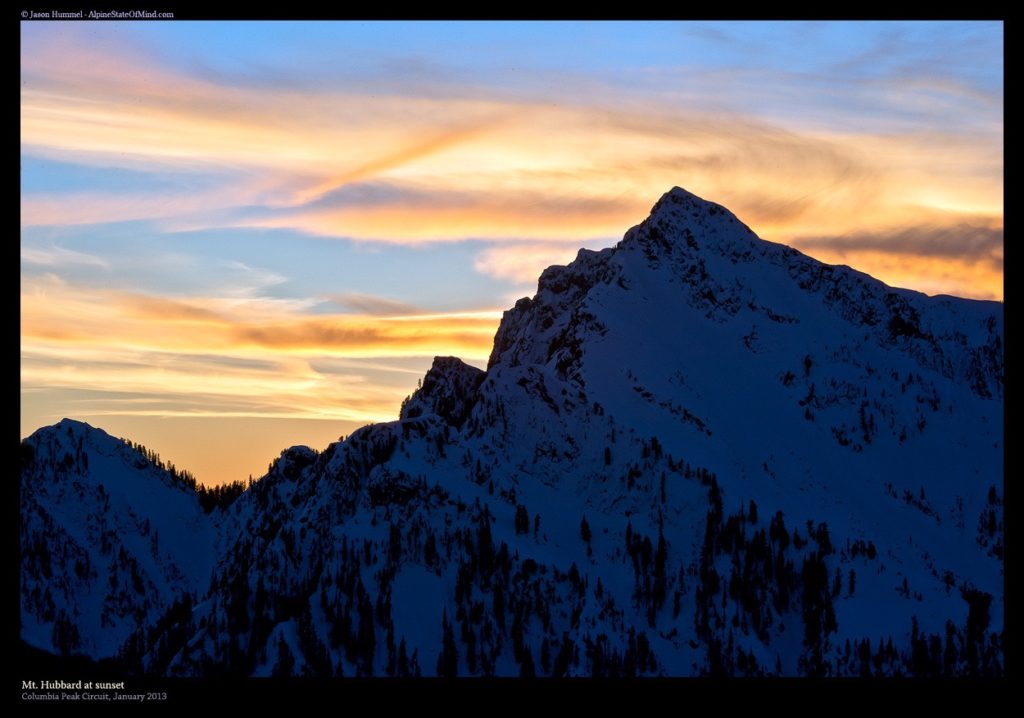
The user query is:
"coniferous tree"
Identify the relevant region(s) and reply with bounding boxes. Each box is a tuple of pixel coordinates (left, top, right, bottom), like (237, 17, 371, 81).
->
(397, 638, 410, 677)
(515, 505, 530, 535)
(437, 610, 458, 678)
(273, 635, 295, 677)
(520, 645, 536, 677)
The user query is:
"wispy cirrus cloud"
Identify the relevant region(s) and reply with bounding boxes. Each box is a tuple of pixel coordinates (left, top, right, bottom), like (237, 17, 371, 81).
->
(792, 248, 1003, 302)
(20, 273, 501, 483)
(22, 278, 500, 363)
(19, 184, 269, 228)
(21, 244, 111, 270)
(253, 182, 643, 243)
(323, 293, 426, 316)
(793, 223, 1004, 269)
(473, 242, 602, 285)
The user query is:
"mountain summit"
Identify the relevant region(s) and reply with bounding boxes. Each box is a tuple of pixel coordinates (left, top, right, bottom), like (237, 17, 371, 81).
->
(21, 188, 1003, 676)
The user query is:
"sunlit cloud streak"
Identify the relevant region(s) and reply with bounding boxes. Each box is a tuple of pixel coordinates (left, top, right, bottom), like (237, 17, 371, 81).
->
(324, 293, 427, 316)
(791, 248, 1003, 303)
(21, 276, 500, 437)
(22, 279, 499, 361)
(794, 224, 1003, 268)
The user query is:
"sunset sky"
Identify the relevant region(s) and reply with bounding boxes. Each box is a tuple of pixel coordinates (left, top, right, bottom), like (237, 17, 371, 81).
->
(21, 20, 1003, 486)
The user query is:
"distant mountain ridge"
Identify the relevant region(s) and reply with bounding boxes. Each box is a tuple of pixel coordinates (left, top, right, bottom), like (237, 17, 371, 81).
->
(21, 187, 1003, 676)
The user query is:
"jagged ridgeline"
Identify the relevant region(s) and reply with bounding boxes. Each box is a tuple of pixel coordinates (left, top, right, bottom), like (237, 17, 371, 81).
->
(21, 188, 1003, 676)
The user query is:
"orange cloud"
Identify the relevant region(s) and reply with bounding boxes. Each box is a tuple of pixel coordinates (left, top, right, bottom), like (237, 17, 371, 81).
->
(22, 281, 499, 359)
(293, 120, 505, 204)
(324, 293, 425, 316)
(795, 247, 1003, 302)
(253, 188, 642, 242)
(20, 278, 500, 427)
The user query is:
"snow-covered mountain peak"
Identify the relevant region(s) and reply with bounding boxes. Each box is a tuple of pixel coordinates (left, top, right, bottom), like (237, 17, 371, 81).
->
(488, 186, 1001, 404)
(21, 419, 218, 659)
(645, 185, 746, 234)
(269, 445, 319, 481)
(487, 186, 765, 376)
(47, 417, 119, 452)
(623, 185, 757, 259)
(54, 416, 93, 433)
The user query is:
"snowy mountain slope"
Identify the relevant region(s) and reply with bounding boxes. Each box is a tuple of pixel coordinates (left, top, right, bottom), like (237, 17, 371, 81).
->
(20, 188, 1003, 676)
(20, 419, 217, 658)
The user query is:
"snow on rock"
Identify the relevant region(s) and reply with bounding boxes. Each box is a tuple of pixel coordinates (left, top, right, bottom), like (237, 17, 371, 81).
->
(400, 356, 485, 428)
(20, 419, 216, 659)
(21, 188, 1003, 676)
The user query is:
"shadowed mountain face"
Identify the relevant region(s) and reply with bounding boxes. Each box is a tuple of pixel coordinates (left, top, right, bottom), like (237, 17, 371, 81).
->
(21, 188, 1003, 676)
